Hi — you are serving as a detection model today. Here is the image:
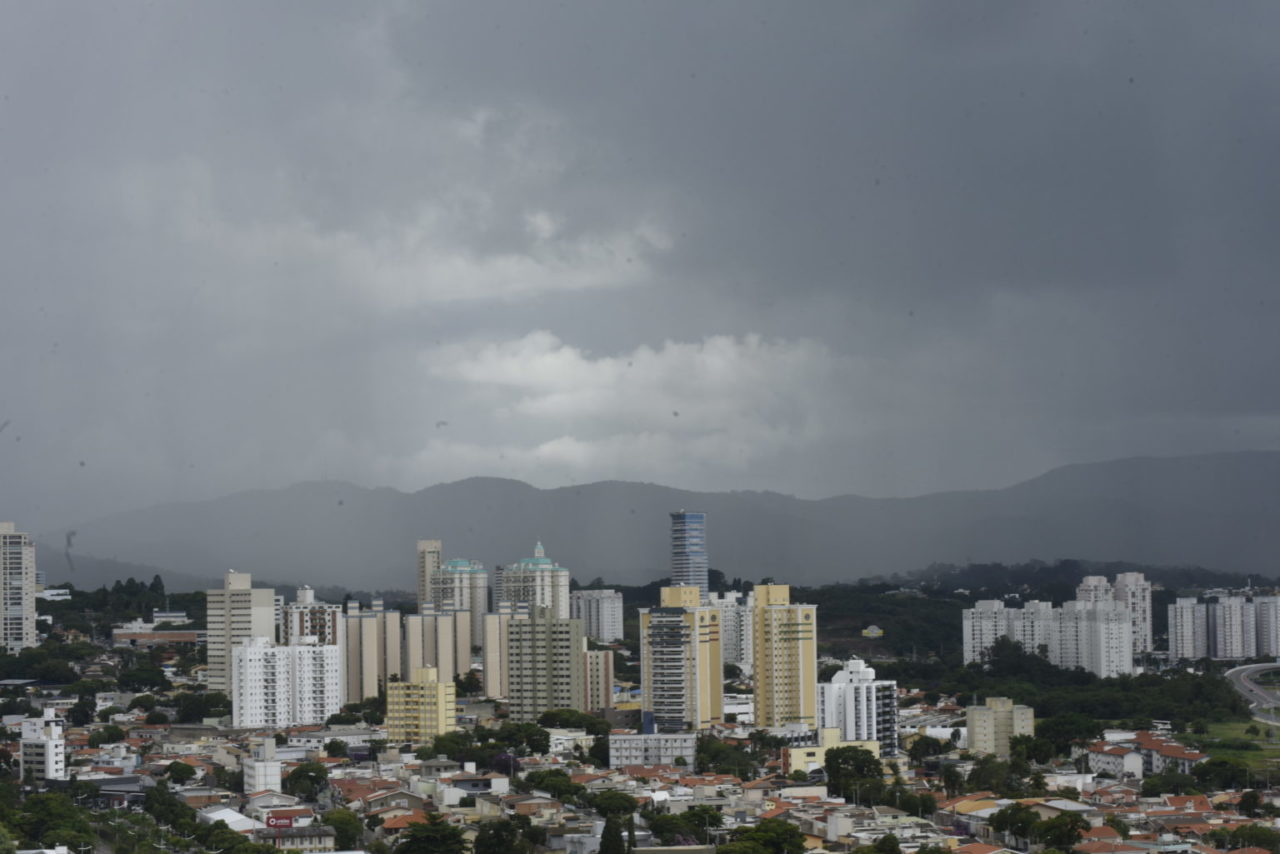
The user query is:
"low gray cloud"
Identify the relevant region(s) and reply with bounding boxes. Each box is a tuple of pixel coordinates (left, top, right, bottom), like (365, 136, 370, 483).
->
(2, 1, 1279, 531)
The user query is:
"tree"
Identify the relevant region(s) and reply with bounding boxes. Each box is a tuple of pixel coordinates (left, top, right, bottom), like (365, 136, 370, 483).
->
(1033, 814, 1089, 850)
(323, 809, 363, 851)
(325, 739, 349, 758)
(167, 761, 197, 784)
(394, 813, 468, 854)
(874, 834, 901, 854)
(1104, 814, 1131, 839)
(989, 803, 1038, 840)
(128, 694, 158, 711)
(716, 844, 768, 854)
(1239, 790, 1263, 819)
(474, 820, 520, 854)
(146, 710, 170, 725)
(825, 746, 883, 802)
(284, 761, 329, 800)
(592, 790, 638, 817)
(66, 695, 95, 727)
(732, 818, 806, 854)
(908, 735, 948, 763)
(88, 725, 126, 748)
(599, 816, 625, 854)
(941, 764, 964, 797)
(1037, 713, 1104, 755)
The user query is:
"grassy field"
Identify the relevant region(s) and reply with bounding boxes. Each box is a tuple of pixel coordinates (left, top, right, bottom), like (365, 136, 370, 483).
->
(1188, 721, 1280, 771)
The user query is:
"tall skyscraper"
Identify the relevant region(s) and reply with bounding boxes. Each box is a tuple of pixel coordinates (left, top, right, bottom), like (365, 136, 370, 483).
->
(206, 570, 276, 693)
(387, 666, 457, 745)
(505, 607, 584, 722)
(707, 590, 755, 674)
(639, 586, 723, 732)
(1209, 596, 1257, 659)
(404, 607, 471, 680)
(963, 597, 1134, 678)
(818, 658, 899, 754)
(230, 636, 342, 729)
(416, 539, 443, 608)
(1168, 597, 1209, 661)
(584, 649, 615, 714)
(752, 584, 818, 728)
(670, 511, 708, 597)
(571, 589, 625, 643)
(496, 542, 571, 619)
(0, 523, 37, 654)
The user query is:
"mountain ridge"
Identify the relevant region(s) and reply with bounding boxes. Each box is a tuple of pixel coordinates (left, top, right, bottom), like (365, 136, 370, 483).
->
(38, 450, 1280, 590)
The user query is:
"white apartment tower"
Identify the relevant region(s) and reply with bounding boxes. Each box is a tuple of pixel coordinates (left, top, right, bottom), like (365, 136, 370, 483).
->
(707, 590, 755, 674)
(243, 737, 283, 794)
(0, 523, 37, 653)
(496, 542, 571, 619)
(1209, 596, 1257, 660)
(1075, 573, 1153, 654)
(963, 596, 1134, 678)
(20, 709, 66, 786)
(571, 589, 625, 643)
(231, 636, 342, 729)
(1168, 597, 1209, 661)
(206, 570, 276, 693)
(818, 658, 899, 755)
(430, 559, 489, 649)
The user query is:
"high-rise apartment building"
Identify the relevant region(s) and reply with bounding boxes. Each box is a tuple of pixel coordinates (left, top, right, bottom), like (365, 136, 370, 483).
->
(430, 559, 489, 649)
(707, 590, 754, 674)
(967, 696, 1034, 759)
(639, 586, 723, 732)
(206, 570, 276, 693)
(343, 600, 402, 703)
(20, 709, 65, 787)
(0, 523, 37, 653)
(481, 602, 529, 699)
(416, 539, 443, 608)
(505, 607, 584, 722)
(1076, 573, 1154, 654)
(752, 584, 818, 728)
(571, 589, 624, 643)
(404, 608, 471, 680)
(1255, 597, 1280, 657)
(1168, 597, 1209, 661)
(584, 649, 615, 714)
(818, 658, 899, 755)
(283, 586, 345, 647)
(230, 636, 342, 729)
(496, 542, 571, 619)
(386, 666, 457, 745)
(670, 511, 709, 597)
(1209, 596, 1257, 659)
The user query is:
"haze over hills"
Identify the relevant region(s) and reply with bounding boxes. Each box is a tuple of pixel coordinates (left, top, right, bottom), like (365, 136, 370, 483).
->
(37, 451, 1280, 593)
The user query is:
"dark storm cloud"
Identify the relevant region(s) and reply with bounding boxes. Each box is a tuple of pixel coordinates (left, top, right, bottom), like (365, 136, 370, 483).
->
(1, 1, 1278, 530)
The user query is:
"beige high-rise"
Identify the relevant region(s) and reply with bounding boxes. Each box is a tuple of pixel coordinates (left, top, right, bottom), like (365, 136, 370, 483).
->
(343, 600, 402, 704)
(584, 648, 615, 714)
(0, 523, 37, 654)
(505, 607, 584, 722)
(482, 602, 529, 699)
(404, 608, 472, 680)
(639, 586, 723, 731)
(752, 584, 818, 728)
(967, 696, 1034, 758)
(416, 539, 443, 608)
(206, 570, 276, 693)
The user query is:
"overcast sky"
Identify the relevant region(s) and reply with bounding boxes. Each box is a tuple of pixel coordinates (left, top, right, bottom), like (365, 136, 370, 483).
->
(3, 1, 1279, 530)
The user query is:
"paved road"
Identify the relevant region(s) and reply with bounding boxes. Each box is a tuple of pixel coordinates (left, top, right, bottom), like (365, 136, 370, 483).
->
(1226, 663, 1280, 724)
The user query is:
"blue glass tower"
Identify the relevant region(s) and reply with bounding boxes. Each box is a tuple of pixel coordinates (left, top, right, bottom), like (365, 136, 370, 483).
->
(669, 510, 708, 597)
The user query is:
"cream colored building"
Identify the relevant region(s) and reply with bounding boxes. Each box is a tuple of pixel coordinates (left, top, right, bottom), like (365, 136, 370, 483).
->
(0, 523, 37, 654)
(783, 728, 880, 776)
(496, 542, 571, 619)
(404, 608, 472, 680)
(206, 570, 276, 693)
(481, 603, 529, 699)
(966, 696, 1034, 758)
(387, 666, 457, 745)
(416, 539, 443, 608)
(584, 648, 615, 713)
(640, 585, 723, 731)
(752, 584, 818, 728)
(506, 607, 584, 722)
(343, 599, 402, 704)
